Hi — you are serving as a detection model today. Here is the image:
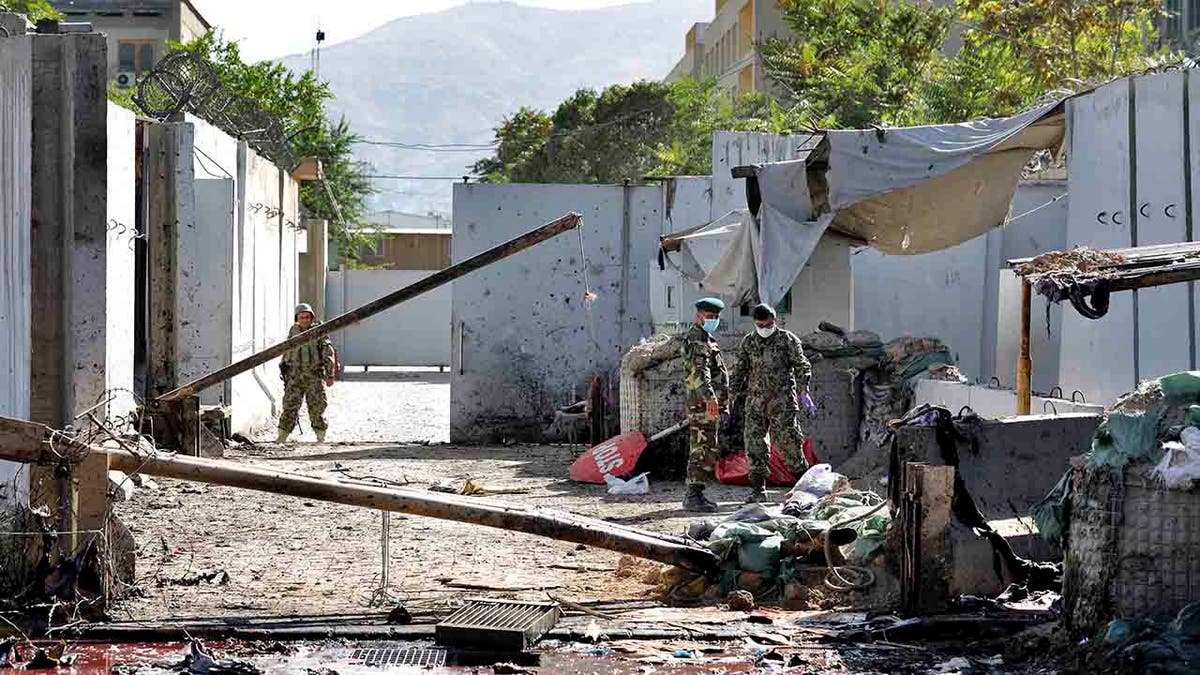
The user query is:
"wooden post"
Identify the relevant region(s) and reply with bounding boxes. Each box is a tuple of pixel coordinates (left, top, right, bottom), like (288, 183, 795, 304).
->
(0, 417, 719, 575)
(1016, 280, 1032, 415)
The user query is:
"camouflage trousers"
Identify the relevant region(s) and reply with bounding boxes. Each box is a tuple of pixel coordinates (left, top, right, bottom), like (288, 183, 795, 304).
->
(279, 372, 328, 434)
(744, 396, 808, 483)
(686, 401, 719, 488)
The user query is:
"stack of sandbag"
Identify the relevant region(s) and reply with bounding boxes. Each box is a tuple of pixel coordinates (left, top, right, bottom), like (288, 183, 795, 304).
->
(860, 336, 956, 448)
(800, 322, 884, 371)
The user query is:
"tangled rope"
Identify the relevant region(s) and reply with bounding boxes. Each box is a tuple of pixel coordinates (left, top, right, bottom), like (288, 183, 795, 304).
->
(822, 498, 888, 592)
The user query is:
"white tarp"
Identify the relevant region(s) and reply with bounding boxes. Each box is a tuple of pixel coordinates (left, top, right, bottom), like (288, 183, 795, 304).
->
(663, 100, 1066, 306)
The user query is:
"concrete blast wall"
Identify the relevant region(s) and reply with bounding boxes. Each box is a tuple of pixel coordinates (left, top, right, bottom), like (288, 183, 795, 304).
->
(0, 25, 31, 502)
(451, 183, 659, 443)
(149, 115, 302, 434)
(106, 103, 137, 420)
(1059, 72, 1200, 404)
(327, 270, 451, 367)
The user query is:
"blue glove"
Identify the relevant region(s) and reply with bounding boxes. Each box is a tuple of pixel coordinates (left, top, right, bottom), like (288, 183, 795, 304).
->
(801, 392, 817, 413)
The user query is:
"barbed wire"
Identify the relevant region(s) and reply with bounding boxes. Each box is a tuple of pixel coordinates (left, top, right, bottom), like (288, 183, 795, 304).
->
(133, 51, 296, 170)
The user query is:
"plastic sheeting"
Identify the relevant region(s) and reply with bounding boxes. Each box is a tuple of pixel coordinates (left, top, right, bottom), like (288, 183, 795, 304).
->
(662, 101, 1065, 306)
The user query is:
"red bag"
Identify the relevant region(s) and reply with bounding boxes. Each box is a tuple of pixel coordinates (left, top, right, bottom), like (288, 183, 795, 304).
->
(715, 439, 817, 487)
(569, 431, 649, 484)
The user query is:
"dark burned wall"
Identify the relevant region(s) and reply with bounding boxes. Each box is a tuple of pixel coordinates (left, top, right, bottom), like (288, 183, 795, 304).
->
(450, 183, 661, 444)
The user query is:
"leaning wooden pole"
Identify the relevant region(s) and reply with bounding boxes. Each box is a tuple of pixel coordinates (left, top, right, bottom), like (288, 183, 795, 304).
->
(1016, 280, 1032, 415)
(0, 417, 718, 574)
(156, 212, 583, 402)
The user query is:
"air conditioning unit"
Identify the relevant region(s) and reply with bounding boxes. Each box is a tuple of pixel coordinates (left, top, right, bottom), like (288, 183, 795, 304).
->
(115, 71, 136, 89)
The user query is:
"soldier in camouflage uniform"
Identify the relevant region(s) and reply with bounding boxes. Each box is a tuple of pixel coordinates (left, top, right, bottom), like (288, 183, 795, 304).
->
(277, 303, 336, 443)
(679, 297, 730, 512)
(730, 303, 812, 503)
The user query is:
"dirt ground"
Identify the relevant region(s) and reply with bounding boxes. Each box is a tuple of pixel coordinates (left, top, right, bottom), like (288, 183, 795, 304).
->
(107, 371, 1074, 673)
(113, 370, 744, 620)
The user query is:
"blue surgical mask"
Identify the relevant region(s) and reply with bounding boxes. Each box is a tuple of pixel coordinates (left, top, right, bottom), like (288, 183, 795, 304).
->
(702, 318, 720, 333)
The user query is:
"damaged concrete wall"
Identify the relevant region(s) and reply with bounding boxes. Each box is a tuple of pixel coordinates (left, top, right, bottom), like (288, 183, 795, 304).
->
(326, 270, 451, 367)
(29, 31, 109, 427)
(0, 24, 31, 504)
(450, 183, 659, 443)
(894, 412, 1098, 519)
(1058, 72, 1199, 405)
(650, 176, 713, 334)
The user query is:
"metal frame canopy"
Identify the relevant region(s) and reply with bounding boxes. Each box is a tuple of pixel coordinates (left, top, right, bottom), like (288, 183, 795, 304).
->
(1005, 241, 1200, 413)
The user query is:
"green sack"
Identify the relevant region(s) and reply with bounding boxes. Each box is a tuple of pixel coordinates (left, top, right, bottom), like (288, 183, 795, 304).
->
(1160, 371, 1200, 398)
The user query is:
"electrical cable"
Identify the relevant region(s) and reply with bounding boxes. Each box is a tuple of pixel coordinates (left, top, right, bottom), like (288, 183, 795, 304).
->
(822, 497, 888, 592)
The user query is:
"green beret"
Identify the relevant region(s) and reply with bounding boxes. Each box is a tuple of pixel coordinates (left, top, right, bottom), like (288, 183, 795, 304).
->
(695, 297, 725, 312)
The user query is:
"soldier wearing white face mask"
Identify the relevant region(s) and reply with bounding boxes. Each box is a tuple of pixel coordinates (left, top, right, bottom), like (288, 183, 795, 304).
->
(729, 303, 812, 503)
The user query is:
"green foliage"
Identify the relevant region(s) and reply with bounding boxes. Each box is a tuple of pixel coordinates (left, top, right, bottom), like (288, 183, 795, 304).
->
(930, 0, 1168, 121)
(474, 78, 810, 183)
(760, 0, 953, 128)
(106, 81, 139, 113)
(761, 0, 1171, 127)
(0, 0, 59, 22)
(172, 31, 376, 259)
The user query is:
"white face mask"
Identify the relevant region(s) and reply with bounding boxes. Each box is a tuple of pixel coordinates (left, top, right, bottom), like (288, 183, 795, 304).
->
(756, 325, 777, 338)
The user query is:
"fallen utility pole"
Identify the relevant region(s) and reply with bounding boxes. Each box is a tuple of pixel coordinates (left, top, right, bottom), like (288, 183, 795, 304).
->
(157, 211, 583, 403)
(0, 417, 719, 574)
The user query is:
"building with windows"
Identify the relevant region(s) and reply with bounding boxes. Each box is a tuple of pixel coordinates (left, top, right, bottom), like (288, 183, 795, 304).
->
(664, 0, 788, 96)
(50, 0, 210, 84)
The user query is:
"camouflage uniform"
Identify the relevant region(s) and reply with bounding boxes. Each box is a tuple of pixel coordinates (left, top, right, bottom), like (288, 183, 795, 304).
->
(730, 328, 812, 482)
(278, 323, 335, 435)
(679, 323, 729, 488)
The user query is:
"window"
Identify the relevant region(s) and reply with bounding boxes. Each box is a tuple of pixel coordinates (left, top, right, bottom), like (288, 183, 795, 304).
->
(666, 286, 675, 309)
(118, 40, 156, 74)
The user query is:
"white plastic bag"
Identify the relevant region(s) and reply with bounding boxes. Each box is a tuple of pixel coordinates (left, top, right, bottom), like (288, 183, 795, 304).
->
(1153, 428, 1200, 489)
(604, 472, 650, 495)
(784, 463, 850, 509)
(795, 463, 849, 497)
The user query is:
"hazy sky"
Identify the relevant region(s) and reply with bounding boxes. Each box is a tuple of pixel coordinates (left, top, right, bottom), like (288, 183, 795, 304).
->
(194, 0, 643, 62)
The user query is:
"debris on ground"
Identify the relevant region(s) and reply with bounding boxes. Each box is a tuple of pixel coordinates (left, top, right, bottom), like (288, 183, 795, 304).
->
(1101, 601, 1200, 674)
(726, 589, 755, 611)
(429, 477, 530, 495)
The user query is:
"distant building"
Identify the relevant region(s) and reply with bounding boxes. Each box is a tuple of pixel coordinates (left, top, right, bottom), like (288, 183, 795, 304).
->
(50, 0, 210, 84)
(328, 210, 451, 270)
(664, 0, 788, 96)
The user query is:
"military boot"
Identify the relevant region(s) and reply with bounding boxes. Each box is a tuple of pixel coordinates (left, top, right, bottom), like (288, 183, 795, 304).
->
(745, 477, 767, 504)
(315, 429, 326, 443)
(682, 484, 718, 512)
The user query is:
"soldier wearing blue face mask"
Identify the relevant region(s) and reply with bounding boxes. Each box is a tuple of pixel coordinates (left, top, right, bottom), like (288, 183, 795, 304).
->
(679, 297, 730, 512)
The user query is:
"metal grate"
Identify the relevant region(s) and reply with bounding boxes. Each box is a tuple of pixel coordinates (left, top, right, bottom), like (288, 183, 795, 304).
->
(351, 647, 447, 667)
(436, 598, 561, 651)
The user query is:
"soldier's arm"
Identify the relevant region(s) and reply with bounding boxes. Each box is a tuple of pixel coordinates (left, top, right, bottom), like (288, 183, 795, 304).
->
(729, 337, 749, 399)
(790, 334, 812, 390)
(683, 338, 717, 401)
(715, 352, 730, 405)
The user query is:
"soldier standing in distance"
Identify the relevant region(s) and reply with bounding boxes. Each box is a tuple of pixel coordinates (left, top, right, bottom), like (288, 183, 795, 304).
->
(277, 303, 335, 443)
(730, 303, 812, 503)
(680, 297, 730, 512)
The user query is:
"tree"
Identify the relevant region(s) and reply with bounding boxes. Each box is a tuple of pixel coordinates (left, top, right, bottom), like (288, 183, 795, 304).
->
(473, 78, 810, 183)
(171, 31, 376, 259)
(759, 0, 953, 128)
(928, 0, 1167, 121)
(760, 0, 1170, 128)
(0, 0, 58, 22)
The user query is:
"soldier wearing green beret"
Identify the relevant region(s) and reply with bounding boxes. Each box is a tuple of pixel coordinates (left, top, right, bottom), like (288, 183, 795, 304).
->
(679, 297, 729, 512)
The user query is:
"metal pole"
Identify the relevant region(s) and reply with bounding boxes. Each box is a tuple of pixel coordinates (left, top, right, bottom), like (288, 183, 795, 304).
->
(1016, 280, 1032, 415)
(157, 212, 582, 402)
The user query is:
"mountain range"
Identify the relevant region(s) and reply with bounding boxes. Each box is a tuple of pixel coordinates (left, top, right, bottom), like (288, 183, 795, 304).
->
(279, 0, 710, 217)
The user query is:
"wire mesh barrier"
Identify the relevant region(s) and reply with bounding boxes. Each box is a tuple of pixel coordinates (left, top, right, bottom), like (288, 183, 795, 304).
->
(133, 51, 296, 171)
